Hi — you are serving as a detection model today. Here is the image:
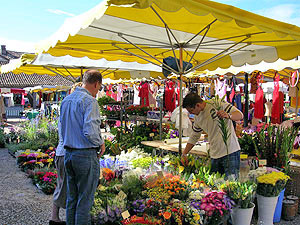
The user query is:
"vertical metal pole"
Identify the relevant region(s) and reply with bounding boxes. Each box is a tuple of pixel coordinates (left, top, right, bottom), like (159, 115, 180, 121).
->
(159, 95, 163, 140)
(295, 86, 299, 116)
(179, 47, 183, 155)
(81, 67, 83, 81)
(243, 72, 249, 127)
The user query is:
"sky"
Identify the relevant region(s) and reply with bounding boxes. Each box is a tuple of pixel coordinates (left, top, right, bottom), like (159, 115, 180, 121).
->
(1, 0, 300, 52)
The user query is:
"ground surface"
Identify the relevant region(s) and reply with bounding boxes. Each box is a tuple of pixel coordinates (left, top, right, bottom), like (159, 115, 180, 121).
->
(0, 147, 300, 225)
(0, 148, 65, 225)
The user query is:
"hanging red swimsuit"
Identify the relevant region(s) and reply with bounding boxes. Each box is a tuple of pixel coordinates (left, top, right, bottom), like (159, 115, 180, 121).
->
(164, 80, 176, 112)
(254, 73, 264, 119)
(271, 73, 280, 124)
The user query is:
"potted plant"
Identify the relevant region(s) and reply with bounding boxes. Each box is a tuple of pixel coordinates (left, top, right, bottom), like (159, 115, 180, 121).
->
(256, 171, 290, 225)
(222, 181, 257, 225)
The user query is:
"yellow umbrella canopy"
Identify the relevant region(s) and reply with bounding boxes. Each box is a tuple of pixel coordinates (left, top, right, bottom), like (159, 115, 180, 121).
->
(36, 0, 300, 73)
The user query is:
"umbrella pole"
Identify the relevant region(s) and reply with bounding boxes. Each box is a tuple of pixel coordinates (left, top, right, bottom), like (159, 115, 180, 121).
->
(296, 86, 299, 116)
(81, 67, 83, 81)
(243, 72, 249, 127)
(179, 47, 183, 155)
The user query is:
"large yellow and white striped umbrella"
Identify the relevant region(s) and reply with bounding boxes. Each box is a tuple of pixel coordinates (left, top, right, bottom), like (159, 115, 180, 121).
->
(35, 0, 300, 73)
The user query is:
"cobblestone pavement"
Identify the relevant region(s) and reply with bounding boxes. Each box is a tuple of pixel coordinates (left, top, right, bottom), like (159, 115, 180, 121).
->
(0, 148, 65, 225)
(1, 147, 300, 225)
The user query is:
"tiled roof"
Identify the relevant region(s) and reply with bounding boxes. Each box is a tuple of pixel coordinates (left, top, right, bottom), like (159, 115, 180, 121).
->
(0, 72, 74, 88)
(0, 47, 74, 88)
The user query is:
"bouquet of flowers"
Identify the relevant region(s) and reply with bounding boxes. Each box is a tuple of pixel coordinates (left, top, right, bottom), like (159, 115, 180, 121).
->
(222, 181, 257, 209)
(200, 191, 234, 225)
(256, 171, 290, 197)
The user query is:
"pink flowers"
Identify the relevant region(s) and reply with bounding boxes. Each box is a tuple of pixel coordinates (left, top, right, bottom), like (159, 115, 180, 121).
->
(200, 191, 233, 217)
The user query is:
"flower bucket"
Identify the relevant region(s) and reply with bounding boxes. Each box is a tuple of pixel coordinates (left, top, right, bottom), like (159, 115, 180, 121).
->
(273, 188, 285, 223)
(257, 194, 279, 225)
(231, 202, 255, 225)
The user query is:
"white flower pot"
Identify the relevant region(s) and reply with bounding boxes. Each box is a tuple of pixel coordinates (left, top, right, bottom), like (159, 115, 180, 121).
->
(231, 202, 255, 225)
(257, 194, 279, 225)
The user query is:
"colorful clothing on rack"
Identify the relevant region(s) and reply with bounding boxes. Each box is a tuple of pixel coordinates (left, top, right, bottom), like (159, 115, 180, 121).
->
(254, 86, 264, 119)
(271, 73, 280, 124)
(164, 80, 176, 112)
(133, 85, 140, 105)
(139, 82, 150, 107)
(117, 84, 123, 101)
(214, 78, 227, 99)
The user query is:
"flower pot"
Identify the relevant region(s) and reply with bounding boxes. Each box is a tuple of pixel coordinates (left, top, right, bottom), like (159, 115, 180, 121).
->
(257, 194, 279, 225)
(273, 188, 285, 223)
(231, 202, 255, 225)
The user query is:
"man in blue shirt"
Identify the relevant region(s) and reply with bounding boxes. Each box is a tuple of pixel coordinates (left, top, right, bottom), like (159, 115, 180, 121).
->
(60, 70, 105, 225)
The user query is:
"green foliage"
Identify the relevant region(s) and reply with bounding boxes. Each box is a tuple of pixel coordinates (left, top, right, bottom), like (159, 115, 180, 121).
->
(121, 171, 146, 201)
(195, 167, 225, 189)
(0, 126, 5, 147)
(253, 125, 298, 172)
(257, 179, 287, 197)
(238, 133, 257, 156)
(222, 181, 257, 208)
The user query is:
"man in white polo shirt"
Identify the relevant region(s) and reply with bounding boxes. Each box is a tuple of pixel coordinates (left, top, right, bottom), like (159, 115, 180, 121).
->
(181, 93, 243, 178)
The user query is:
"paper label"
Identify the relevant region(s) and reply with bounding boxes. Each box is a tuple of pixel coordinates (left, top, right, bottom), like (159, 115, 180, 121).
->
(240, 154, 248, 160)
(149, 133, 154, 137)
(157, 170, 164, 177)
(122, 210, 130, 219)
(259, 159, 267, 166)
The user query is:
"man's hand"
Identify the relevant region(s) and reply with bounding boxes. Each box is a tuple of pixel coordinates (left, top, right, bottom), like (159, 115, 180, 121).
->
(217, 110, 230, 119)
(181, 154, 188, 166)
(98, 144, 105, 159)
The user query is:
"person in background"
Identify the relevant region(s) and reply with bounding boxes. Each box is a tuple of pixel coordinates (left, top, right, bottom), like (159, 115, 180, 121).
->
(181, 93, 243, 178)
(0, 95, 6, 122)
(60, 70, 105, 225)
(49, 82, 83, 225)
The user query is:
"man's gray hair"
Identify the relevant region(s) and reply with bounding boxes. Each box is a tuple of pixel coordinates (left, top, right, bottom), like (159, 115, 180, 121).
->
(82, 70, 102, 84)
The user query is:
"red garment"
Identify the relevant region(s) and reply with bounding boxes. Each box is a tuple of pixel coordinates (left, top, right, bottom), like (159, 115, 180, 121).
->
(272, 73, 280, 123)
(229, 82, 235, 103)
(279, 91, 284, 114)
(139, 82, 150, 107)
(164, 80, 176, 112)
(106, 84, 112, 97)
(254, 86, 264, 119)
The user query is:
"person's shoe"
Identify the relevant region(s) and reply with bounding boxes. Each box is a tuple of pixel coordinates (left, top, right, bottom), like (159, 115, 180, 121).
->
(49, 220, 66, 225)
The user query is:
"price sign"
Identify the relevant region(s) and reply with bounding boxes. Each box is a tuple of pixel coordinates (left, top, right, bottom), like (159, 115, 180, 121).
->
(122, 210, 130, 219)
(259, 159, 267, 167)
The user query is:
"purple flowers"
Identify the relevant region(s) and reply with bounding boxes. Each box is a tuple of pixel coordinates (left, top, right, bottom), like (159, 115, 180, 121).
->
(132, 199, 146, 214)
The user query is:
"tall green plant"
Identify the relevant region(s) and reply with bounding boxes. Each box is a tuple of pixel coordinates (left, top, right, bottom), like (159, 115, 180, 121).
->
(253, 125, 298, 172)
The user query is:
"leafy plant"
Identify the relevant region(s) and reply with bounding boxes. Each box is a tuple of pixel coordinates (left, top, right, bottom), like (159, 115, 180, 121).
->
(222, 181, 257, 208)
(238, 133, 257, 156)
(253, 125, 298, 172)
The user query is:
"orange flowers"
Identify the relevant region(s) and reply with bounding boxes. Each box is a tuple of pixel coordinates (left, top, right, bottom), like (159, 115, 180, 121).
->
(163, 211, 171, 220)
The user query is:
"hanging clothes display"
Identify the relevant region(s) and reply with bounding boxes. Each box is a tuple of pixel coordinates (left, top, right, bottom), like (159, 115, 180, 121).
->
(235, 94, 242, 111)
(271, 72, 280, 124)
(139, 81, 150, 107)
(229, 76, 237, 104)
(214, 78, 227, 99)
(148, 82, 158, 107)
(133, 84, 140, 105)
(164, 80, 176, 112)
(250, 71, 260, 94)
(117, 84, 123, 101)
(254, 73, 264, 119)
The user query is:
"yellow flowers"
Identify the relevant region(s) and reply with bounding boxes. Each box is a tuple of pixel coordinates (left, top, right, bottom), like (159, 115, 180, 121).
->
(193, 213, 200, 221)
(257, 172, 290, 186)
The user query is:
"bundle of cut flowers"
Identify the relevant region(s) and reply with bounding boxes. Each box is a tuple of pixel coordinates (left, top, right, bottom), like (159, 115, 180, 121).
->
(256, 171, 290, 197)
(200, 191, 234, 225)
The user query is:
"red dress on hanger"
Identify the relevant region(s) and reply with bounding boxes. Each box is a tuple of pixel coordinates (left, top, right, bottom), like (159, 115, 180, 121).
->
(139, 82, 150, 107)
(164, 80, 176, 112)
(254, 73, 264, 119)
(272, 73, 280, 124)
